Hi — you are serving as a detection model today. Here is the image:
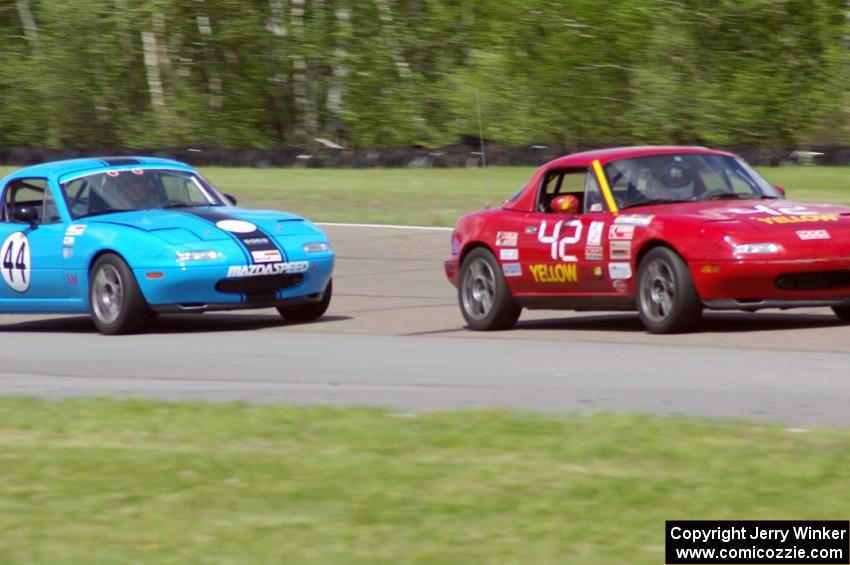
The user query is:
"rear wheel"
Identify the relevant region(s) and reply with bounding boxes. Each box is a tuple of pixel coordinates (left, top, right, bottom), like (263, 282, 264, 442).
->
(636, 247, 702, 334)
(458, 248, 521, 330)
(832, 306, 850, 322)
(89, 254, 150, 335)
(277, 279, 332, 322)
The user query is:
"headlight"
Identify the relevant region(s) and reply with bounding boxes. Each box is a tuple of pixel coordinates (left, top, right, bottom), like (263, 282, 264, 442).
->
(732, 243, 782, 255)
(303, 242, 330, 253)
(176, 250, 222, 262)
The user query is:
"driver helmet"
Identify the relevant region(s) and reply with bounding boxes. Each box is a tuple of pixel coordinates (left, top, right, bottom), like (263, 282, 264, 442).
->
(647, 160, 695, 200)
(105, 170, 159, 209)
(550, 194, 580, 214)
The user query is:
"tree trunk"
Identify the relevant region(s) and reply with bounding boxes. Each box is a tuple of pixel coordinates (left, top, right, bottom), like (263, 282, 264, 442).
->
(15, 0, 37, 45)
(142, 31, 166, 107)
(266, 0, 289, 142)
(291, 0, 312, 143)
(327, 3, 350, 142)
(195, 0, 222, 111)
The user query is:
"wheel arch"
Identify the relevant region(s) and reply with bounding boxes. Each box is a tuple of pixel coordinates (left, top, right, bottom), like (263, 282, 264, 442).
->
(88, 248, 127, 273)
(635, 239, 686, 268)
(460, 241, 496, 265)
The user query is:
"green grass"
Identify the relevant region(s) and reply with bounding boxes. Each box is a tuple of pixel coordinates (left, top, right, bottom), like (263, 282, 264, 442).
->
(2, 164, 849, 226)
(1, 398, 849, 564)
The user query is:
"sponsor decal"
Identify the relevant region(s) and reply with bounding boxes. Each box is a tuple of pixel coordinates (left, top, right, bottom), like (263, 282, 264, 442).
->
(608, 262, 632, 280)
(181, 209, 287, 265)
(608, 225, 635, 240)
(251, 249, 282, 263)
(614, 214, 654, 226)
(131, 168, 144, 175)
(496, 231, 518, 247)
(609, 240, 631, 260)
(755, 214, 839, 225)
(593, 266, 603, 278)
(725, 204, 840, 225)
(589, 203, 604, 213)
(797, 229, 830, 240)
(502, 263, 522, 277)
(539, 219, 583, 262)
(612, 280, 629, 293)
(106, 170, 120, 178)
(226, 261, 309, 278)
(524, 225, 537, 234)
(65, 225, 87, 236)
(1, 232, 31, 293)
(585, 245, 603, 261)
(727, 204, 812, 216)
(63, 236, 75, 247)
(529, 263, 579, 283)
(65, 273, 78, 286)
(500, 248, 519, 261)
(216, 219, 258, 234)
(62, 248, 73, 259)
(587, 221, 605, 246)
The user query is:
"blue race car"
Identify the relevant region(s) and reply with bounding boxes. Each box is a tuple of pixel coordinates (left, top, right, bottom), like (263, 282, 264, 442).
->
(0, 157, 334, 334)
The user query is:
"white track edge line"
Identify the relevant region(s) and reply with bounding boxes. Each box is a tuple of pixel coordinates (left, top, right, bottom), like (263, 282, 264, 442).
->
(317, 222, 452, 231)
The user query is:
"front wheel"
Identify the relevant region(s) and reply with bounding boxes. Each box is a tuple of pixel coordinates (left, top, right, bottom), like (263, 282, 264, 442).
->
(636, 247, 702, 334)
(458, 248, 521, 330)
(277, 279, 332, 322)
(832, 305, 850, 322)
(89, 254, 150, 335)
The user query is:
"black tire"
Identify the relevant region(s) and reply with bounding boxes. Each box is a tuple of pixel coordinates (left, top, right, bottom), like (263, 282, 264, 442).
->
(277, 279, 332, 322)
(832, 305, 850, 322)
(89, 253, 150, 335)
(636, 247, 702, 334)
(458, 247, 521, 330)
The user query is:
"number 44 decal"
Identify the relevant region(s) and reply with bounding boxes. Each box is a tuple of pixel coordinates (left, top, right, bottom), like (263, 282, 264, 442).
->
(1, 232, 31, 292)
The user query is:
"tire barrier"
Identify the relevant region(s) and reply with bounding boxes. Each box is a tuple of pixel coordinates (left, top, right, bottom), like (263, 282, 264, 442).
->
(2, 144, 849, 168)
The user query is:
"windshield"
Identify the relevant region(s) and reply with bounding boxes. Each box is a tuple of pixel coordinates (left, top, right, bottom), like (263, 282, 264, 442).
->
(602, 153, 780, 210)
(61, 168, 227, 219)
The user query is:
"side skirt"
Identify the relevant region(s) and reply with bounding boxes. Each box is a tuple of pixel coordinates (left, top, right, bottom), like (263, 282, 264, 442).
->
(515, 295, 635, 311)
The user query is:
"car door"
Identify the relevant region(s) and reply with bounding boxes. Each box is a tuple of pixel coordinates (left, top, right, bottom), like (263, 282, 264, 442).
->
(518, 167, 615, 295)
(0, 177, 69, 302)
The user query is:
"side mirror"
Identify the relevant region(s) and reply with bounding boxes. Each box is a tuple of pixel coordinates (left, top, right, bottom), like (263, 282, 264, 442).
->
(224, 193, 238, 205)
(773, 184, 787, 198)
(13, 205, 38, 228)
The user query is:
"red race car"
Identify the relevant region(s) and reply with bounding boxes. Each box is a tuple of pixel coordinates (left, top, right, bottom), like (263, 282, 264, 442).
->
(445, 146, 850, 333)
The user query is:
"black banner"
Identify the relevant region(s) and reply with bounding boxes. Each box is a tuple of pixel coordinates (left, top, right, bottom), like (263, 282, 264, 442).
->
(666, 521, 849, 564)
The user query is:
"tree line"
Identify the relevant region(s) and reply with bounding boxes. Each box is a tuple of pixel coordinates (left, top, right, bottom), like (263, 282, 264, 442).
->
(0, 0, 847, 150)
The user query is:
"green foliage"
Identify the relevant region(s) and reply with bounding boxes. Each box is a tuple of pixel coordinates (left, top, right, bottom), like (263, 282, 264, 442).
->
(0, 0, 846, 148)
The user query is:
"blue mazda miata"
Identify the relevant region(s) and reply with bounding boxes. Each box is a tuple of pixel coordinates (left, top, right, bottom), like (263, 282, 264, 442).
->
(0, 157, 334, 334)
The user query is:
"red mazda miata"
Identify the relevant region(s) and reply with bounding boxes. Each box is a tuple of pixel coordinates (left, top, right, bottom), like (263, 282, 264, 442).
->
(444, 146, 850, 333)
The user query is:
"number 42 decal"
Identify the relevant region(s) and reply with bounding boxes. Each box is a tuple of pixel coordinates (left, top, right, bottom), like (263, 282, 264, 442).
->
(538, 220, 583, 262)
(1, 232, 31, 292)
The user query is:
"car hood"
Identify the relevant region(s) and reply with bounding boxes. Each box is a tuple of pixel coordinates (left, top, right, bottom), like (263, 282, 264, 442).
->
(82, 206, 311, 242)
(630, 199, 850, 231)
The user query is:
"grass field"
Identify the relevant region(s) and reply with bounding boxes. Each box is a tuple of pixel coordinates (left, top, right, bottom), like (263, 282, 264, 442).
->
(1, 398, 848, 564)
(1, 164, 848, 226)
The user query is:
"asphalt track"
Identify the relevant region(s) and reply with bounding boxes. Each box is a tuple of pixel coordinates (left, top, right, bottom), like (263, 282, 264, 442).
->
(2, 224, 850, 426)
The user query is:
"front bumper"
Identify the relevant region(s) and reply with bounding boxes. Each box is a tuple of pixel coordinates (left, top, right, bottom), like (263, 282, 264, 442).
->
(150, 289, 327, 314)
(444, 256, 460, 287)
(691, 256, 850, 306)
(135, 256, 334, 309)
